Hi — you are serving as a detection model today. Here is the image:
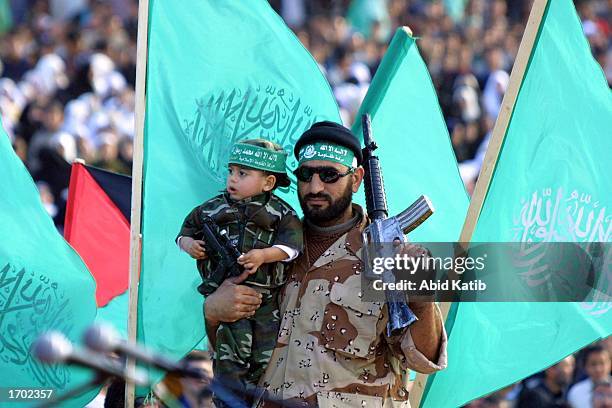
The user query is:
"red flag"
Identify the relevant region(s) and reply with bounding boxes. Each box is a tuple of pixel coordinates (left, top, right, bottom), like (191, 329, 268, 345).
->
(65, 162, 131, 306)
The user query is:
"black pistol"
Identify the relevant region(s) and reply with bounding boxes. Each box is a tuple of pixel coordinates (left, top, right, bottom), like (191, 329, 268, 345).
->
(200, 216, 243, 279)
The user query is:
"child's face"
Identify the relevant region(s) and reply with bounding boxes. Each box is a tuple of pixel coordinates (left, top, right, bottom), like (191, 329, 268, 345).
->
(226, 165, 275, 200)
(586, 350, 611, 382)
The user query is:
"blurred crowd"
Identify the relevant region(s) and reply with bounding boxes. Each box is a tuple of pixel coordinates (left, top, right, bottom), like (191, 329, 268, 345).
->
(272, 0, 611, 194)
(1, 0, 137, 229)
(1, 0, 610, 229)
(465, 340, 611, 408)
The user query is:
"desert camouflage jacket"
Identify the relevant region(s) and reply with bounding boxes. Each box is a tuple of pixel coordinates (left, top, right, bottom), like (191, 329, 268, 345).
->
(256, 205, 447, 407)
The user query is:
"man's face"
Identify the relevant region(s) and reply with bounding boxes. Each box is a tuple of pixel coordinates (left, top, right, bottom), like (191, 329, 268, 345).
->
(297, 159, 363, 224)
(546, 356, 575, 388)
(586, 350, 611, 382)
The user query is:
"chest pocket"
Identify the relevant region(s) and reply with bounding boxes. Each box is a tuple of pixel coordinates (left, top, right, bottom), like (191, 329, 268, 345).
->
(245, 206, 278, 250)
(207, 207, 277, 251)
(319, 281, 384, 359)
(209, 207, 239, 226)
(248, 204, 279, 230)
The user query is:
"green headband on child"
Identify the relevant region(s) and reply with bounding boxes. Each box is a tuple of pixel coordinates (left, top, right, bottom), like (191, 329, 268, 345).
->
(297, 142, 356, 168)
(228, 143, 288, 174)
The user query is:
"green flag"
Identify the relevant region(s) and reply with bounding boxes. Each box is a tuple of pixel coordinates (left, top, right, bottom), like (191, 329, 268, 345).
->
(140, 0, 340, 380)
(0, 0, 12, 34)
(422, 0, 612, 406)
(444, 0, 468, 23)
(0, 124, 98, 406)
(95, 290, 128, 338)
(352, 28, 468, 242)
(347, 0, 391, 41)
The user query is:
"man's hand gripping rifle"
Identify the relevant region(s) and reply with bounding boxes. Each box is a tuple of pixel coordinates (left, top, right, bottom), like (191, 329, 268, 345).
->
(361, 113, 434, 337)
(199, 216, 244, 279)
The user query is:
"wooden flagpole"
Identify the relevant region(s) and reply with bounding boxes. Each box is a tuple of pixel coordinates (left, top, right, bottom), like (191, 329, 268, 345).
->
(409, 0, 550, 406)
(125, 0, 150, 406)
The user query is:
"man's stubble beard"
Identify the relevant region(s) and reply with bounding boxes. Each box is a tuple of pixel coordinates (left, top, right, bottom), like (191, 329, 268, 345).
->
(298, 181, 353, 224)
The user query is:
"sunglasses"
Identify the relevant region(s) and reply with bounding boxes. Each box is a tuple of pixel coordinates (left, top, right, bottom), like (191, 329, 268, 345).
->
(293, 166, 355, 183)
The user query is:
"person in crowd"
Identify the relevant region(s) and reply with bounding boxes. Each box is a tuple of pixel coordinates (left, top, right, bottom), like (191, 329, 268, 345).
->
(204, 121, 447, 406)
(592, 380, 612, 408)
(517, 355, 575, 408)
(568, 345, 611, 408)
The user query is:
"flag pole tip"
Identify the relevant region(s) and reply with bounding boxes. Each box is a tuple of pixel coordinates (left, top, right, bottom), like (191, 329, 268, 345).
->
(401, 26, 414, 37)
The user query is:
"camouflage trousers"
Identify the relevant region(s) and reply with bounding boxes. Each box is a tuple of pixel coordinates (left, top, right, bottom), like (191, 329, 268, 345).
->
(212, 290, 280, 408)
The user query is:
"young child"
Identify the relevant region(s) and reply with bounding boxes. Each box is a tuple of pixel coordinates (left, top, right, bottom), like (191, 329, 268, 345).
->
(176, 139, 302, 405)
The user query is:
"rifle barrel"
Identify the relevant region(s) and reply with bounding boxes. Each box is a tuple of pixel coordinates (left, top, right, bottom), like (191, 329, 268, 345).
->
(361, 113, 388, 220)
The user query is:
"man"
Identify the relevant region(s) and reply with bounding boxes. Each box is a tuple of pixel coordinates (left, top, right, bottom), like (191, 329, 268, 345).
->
(568, 345, 611, 408)
(517, 355, 575, 408)
(205, 121, 447, 407)
(592, 380, 612, 408)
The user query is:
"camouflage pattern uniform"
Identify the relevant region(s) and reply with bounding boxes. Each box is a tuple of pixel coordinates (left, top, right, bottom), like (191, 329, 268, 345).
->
(256, 205, 447, 408)
(177, 191, 303, 403)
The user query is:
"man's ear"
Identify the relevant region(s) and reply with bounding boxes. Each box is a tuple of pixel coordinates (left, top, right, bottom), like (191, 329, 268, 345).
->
(351, 167, 365, 193)
(263, 174, 277, 192)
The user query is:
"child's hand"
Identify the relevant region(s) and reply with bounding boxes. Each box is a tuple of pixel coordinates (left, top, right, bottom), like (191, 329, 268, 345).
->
(181, 237, 207, 259)
(238, 249, 266, 275)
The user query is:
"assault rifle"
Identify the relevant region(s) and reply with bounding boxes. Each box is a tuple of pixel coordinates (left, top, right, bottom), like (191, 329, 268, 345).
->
(361, 113, 435, 337)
